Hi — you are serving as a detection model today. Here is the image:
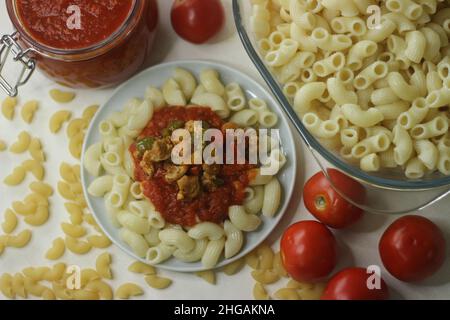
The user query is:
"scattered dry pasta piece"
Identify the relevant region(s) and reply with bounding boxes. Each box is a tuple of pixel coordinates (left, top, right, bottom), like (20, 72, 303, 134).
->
(76, 196, 87, 209)
(24, 278, 48, 297)
(0, 140, 6, 151)
(22, 159, 45, 180)
(84, 214, 98, 227)
(0, 273, 14, 298)
(256, 244, 274, 270)
(0, 233, 6, 243)
(69, 182, 83, 195)
(52, 282, 73, 299)
(22, 267, 50, 281)
(5, 230, 32, 248)
(222, 257, 245, 276)
(49, 89, 76, 103)
(96, 252, 113, 279)
(1, 209, 18, 234)
(29, 181, 53, 197)
(12, 273, 27, 298)
(24, 206, 49, 226)
(128, 261, 156, 275)
(65, 236, 92, 255)
(49, 110, 72, 133)
(274, 288, 300, 300)
(61, 222, 86, 238)
(297, 282, 326, 300)
(45, 238, 66, 260)
(251, 270, 280, 285)
(80, 268, 101, 287)
(28, 138, 45, 162)
(42, 289, 56, 300)
(9, 131, 31, 153)
(115, 283, 144, 299)
(245, 250, 260, 269)
(24, 193, 49, 207)
(92, 225, 103, 234)
(69, 132, 85, 159)
(4, 166, 27, 186)
(253, 282, 270, 300)
(273, 251, 288, 278)
(73, 185, 83, 199)
(286, 279, 308, 289)
(82, 104, 99, 122)
(1, 97, 17, 120)
(195, 270, 216, 285)
(12, 199, 37, 216)
(46, 263, 67, 282)
(64, 202, 84, 225)
(85, 280, 113, 300)
(21, 100, 39, 124)
(59, 162, 78, 183)
(58, 181, 76, 200)
(72, 289, 100, 300)
(72, 164, 81, 180)
(145, 275, 172, 290)
(66, 118, 88, 139)
(88, 235, 112, 248)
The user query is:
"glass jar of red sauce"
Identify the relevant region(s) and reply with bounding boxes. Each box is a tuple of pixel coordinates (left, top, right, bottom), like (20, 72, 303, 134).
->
(1, 0, 158, 96)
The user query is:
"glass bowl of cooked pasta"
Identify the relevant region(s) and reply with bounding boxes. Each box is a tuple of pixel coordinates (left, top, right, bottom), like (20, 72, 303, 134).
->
(81, 60, 297, 272)
(233, 0, 450, 214)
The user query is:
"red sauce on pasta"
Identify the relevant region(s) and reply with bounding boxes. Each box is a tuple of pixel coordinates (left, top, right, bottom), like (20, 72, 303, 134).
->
(130, 106, 256, 227)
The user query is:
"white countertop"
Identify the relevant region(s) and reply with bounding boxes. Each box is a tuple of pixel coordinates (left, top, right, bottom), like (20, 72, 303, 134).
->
(1, 0, 450, 300)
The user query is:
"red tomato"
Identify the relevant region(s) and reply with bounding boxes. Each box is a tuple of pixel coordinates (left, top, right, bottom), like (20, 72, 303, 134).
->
(303, 169, 364, 229)
(280, 221, 337, 282)
(321, 267, 390, 300)
(379, 215, 446, 282)
(171, 0, 225, 44)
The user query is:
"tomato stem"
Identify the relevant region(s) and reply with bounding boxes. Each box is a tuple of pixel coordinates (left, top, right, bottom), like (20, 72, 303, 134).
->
(315, 195, 327, 211)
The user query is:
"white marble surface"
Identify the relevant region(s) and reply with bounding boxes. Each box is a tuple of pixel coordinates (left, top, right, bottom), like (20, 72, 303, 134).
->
(1, 0, 450, 300)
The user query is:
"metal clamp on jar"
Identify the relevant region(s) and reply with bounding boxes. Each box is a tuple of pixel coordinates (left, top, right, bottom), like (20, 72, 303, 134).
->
(0, 32, 36, 97)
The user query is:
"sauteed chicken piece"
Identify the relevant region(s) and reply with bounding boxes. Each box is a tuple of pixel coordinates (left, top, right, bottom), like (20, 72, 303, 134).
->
(164, 163, 189, 183)
(142, 137, 173, 162)
(201, 164, 223, 192)
(177, 175, 201, 200)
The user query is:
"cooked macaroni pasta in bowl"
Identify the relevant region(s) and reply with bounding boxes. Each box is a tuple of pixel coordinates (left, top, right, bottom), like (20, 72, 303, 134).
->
(234, 0, 450, 213)
(81, 61, 297, 272)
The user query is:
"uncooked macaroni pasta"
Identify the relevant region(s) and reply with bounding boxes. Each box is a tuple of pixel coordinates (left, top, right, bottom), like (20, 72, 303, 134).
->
(20, 100, 39, 124)
(49, 89, 76, 104)
(251, 0, 450, 179)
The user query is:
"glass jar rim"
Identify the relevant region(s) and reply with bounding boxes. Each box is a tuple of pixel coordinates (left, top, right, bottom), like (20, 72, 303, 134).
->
(6, 0, 142, 60)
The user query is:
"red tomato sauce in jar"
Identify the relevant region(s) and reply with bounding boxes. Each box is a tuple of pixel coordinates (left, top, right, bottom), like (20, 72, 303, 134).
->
(130, 106, 256, 227)
(6, 0, 158, 89)
(16, 0, 134, 50)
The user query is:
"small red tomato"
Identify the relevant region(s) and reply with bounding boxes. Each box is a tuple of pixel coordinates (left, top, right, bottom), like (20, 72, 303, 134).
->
(171, 0, 225, 44)
(321, 267, 390, 300)
(379, 215, 446, 282)
(303, 169, 364, 229)
(280, 221, 337, 282)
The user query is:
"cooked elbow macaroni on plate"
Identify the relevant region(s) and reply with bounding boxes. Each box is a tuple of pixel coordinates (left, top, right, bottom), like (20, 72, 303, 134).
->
(251, 0, 450, 179)
(84, 68, 286, 268)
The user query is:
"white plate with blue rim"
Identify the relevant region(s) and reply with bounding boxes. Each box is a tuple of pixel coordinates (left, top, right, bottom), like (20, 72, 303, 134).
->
(81, 60, 297, 272)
